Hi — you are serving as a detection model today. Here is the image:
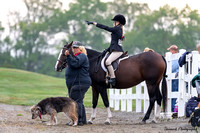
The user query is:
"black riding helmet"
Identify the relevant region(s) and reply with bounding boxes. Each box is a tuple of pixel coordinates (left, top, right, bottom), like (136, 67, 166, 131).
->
(111, 14, 126, 25)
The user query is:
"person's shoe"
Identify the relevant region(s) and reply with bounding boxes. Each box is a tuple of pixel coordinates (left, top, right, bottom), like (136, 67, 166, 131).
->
(78, 122, 84, 126)
(108, 78, 116, 86)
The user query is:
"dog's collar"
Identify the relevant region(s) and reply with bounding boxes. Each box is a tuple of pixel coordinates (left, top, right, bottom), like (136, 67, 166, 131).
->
(39, 111, 42, 119)
(37, 106, 42, 119)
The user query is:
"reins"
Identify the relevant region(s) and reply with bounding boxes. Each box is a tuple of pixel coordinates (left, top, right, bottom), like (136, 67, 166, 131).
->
(57, 46, 69, 69)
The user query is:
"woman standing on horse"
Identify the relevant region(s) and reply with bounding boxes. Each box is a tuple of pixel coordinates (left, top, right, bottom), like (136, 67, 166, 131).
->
(86, 14, 126, 86)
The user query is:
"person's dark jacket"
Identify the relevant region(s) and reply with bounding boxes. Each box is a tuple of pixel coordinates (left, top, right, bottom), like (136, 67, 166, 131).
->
(178, 51, 191, 67)
(96, 23, 124, 53)
(185, 97, 199, 117)
(65, 53, 91, 89)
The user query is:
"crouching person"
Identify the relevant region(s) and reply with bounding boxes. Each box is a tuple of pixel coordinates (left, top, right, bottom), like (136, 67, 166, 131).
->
(65, 41, 91, 126)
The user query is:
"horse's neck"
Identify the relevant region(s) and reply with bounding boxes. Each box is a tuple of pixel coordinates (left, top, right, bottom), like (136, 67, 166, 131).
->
(86, 49, 101, 60)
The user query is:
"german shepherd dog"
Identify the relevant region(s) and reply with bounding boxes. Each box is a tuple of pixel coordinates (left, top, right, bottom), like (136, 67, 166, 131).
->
(31, 97, 78, 126)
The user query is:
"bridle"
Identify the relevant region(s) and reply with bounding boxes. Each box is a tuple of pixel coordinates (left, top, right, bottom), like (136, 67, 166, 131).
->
(55, 41, 74, 72)
(56, 46, 68, 70)
(57, 58, 68, 69)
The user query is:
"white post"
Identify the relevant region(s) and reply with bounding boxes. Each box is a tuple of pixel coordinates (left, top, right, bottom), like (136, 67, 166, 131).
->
(165, 52, 172, 114)
(136, 84, 142, 112)
(127, 88, 132, 112)
(109, 89, 114, 108)
(121, 89, 126, 111)
(177, 49, 186, 117)
(191, 51, 199, 97)
(114, 89, 120, 111)
(143, 83, 149, 114)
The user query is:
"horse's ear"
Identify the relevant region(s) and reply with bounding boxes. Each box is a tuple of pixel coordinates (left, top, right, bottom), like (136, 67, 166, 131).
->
(64, 42, 68, 47)
(67, 41, 73, 48)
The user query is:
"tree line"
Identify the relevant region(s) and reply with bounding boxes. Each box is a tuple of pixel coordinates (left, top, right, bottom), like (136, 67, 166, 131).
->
(0, 0, 200, 77)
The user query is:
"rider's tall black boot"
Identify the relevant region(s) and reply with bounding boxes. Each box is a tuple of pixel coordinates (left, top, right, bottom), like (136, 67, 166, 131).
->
(108, 78, 116, 86)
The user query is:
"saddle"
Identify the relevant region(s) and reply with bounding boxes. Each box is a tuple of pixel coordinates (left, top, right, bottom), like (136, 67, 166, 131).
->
(101, 51, 129, 72)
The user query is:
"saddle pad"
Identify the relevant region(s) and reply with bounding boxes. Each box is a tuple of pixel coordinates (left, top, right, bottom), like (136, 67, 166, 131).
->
(101, 53, 129, 72)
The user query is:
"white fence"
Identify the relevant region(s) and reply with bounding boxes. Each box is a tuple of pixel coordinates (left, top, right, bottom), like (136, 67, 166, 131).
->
(109, 49, 200, 117)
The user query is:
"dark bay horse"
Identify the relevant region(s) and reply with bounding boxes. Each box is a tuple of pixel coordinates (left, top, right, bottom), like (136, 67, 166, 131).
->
(55, 42, 167, 124)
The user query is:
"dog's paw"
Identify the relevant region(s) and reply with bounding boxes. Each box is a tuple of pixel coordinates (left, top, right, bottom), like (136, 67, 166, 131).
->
(72, 124, 77, 127)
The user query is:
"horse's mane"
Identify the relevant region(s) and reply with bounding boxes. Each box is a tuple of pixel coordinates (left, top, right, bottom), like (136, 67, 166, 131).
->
(86, 48, 101, 60)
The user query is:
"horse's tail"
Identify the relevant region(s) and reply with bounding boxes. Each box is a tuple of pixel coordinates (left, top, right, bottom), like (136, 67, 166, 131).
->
(161, 56, 167, 112)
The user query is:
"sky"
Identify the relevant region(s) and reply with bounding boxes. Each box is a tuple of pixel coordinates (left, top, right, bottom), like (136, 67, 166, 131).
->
(0, 0, 200, 27)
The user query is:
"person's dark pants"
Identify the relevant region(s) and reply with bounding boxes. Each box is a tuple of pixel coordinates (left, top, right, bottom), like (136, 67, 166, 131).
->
(69, 85, 90, 124)
(171, 79, 179, 112)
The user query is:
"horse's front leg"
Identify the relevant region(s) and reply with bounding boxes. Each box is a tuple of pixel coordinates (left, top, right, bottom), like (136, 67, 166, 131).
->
(105, 107, 112, 124)
(99, 87, 112, 125)
(88, 108, 97, 124)
(88, 87, 99, 124)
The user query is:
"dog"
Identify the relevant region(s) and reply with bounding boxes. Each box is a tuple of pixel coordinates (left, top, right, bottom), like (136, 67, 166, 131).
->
(31, 97, 78, 126)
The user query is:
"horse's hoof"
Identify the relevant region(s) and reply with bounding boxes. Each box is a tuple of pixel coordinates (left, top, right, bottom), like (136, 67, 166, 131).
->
(87, 121, 93, 124)
(151, 120, 157, 124)
(139, 121, 146, 125)
(104, 121, 110, 125)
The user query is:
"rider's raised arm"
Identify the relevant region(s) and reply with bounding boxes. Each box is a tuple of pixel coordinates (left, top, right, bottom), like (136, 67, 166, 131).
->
(95, 23, 118, 33)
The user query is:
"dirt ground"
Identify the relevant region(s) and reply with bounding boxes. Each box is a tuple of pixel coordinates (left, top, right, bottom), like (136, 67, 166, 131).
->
(0, 103, 198, 133)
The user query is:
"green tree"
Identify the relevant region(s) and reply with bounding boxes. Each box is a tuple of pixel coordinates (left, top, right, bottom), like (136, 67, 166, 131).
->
(107, 0, 150, 31)
(0, 22, 14, 68)
(8, 0, 63, 76)
(47, 0, 110, 51)
(174, 5, 200, 50)
(124, 5, 200, 54)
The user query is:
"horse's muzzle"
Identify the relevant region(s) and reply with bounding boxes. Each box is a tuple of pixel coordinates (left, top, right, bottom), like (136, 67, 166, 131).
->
(55, 67, 62, 72)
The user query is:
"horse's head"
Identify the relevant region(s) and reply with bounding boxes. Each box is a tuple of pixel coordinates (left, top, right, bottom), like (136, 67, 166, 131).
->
(55, 41, 73, 72)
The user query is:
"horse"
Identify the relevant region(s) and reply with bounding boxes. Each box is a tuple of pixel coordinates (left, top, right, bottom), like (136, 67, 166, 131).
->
(55, 41, 167, 124)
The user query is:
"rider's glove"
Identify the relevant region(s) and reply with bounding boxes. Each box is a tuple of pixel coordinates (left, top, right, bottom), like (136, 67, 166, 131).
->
(86, 20, 94, 25)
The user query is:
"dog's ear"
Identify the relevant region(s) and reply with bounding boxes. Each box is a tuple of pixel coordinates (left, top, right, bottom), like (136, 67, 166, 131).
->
(30, 105, 41, 112)
(30, 105, 37, 111)
(37, 106, 42, 112)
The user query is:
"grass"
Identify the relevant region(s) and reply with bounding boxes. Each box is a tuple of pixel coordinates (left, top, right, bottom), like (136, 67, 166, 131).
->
(0, 68, 104, 107)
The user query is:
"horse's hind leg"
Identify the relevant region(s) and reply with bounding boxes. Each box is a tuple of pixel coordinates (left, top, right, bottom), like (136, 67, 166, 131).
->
(88, 86, 99, 124)
(152, 89, 162, 123)
(142, 95, 156, 123)
(141, 83, 157, 123)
